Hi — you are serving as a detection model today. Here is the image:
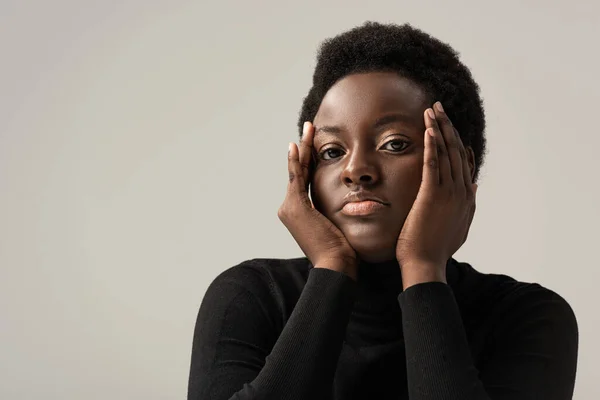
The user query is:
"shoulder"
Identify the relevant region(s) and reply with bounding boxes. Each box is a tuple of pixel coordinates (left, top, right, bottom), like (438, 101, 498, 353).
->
(452, 259, 578, 336)
(211, 257, 311, 292)
(204, 257, 312, 317)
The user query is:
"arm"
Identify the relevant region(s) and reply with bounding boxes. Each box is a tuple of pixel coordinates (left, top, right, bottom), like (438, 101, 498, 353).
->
(398, 281, 578, 400)
(187, 264, 357, 400)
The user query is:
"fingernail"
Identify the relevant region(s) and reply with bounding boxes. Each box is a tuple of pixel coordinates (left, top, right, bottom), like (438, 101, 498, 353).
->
(302, 121, 309, 136)
(435, 102, 444, 113)
(288, 142, 292, 155)
(427, 108, 436, 120)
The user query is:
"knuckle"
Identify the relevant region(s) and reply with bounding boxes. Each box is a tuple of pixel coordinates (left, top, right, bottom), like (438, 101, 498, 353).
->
(453, 127, 461, 138)
(439, 111, 453, 125)
(278, 202, 298, 221)
(436, 143, 446, 155)
(277, 205, 288, 221)
(446, 137, 459, 150)
(425, 158, 438, 169)
(301, 138, 313, 149)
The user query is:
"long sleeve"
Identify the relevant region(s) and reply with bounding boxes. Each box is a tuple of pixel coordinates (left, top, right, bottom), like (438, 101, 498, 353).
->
(187, 264, 357, 400)
(398, 282, 578, 400)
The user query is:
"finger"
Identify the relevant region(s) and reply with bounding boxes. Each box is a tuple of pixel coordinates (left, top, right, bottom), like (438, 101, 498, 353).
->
(424, 107, 450, 185)
(462, 184, 477, 244)
(422, 127, 439, 186)
(433, 102, 463, 185)
(287, 142, 310, 205)
(455, 128, 476, 203)
(298, 122, 314, 183)
(453, 127, 472, 190)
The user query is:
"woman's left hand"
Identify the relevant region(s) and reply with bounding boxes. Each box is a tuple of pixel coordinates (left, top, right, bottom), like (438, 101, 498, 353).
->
(396, 102, 478, 289)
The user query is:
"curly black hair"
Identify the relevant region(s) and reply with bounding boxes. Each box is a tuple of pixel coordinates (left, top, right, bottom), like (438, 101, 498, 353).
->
(298, 21, 487, 182)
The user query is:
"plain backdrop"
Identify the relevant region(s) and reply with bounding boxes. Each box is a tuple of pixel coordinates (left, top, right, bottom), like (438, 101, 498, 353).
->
(1, 1, 599, 399)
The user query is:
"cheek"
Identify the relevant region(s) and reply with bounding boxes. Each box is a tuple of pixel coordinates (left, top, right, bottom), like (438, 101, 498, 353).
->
(310, 170, 338, 212)
(386, 159, 423, 205)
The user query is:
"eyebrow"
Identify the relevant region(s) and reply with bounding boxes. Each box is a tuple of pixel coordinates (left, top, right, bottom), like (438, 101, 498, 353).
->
(314, 113, 414, 136)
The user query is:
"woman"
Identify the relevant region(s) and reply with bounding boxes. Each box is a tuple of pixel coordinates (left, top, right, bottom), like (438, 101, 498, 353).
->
(187, 22, 578, 400)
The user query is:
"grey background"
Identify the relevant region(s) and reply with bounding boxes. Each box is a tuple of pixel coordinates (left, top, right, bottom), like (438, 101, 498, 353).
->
(1, 0, 598, 398)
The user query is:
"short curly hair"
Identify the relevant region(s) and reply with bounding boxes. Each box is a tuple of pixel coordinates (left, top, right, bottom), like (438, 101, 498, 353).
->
(298, 21, 487, 182)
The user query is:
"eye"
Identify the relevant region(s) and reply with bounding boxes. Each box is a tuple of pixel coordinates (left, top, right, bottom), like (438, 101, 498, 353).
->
(382, 139, 409, 152)
(319, 147, 345, 160)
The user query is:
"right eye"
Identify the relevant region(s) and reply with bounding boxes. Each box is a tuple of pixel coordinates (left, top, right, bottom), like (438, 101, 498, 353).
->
(319, 148, 345, 160)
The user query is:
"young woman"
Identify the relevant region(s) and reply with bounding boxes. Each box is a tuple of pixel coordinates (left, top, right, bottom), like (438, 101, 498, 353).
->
(187, 22, 578, 400)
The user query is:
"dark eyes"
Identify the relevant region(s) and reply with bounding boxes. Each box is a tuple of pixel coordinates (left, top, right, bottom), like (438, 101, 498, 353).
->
(319, 139, 409, 161)
(321, 148, 344, 160)
(382, 140, 408, 152)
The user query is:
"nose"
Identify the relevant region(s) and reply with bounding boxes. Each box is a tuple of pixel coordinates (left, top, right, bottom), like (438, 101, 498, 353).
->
(340, 149, 380, 187)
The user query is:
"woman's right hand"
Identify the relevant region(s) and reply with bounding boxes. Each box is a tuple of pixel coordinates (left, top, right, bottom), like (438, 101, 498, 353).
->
(277, 121, 358, 281)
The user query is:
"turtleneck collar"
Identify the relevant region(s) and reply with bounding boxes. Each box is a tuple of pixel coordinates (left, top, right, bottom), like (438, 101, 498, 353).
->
(355, 257, 460, 293)
(304, 257, 462, 345)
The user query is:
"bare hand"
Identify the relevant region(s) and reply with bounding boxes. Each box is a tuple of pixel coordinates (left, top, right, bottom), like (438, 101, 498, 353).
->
(278, 122, 358, 280)
(396, 102, 478, 286)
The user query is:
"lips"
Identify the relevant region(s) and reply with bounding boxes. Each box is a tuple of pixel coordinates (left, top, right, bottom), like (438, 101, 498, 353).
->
(342, 200, 387, 216)
(340, 191, 390, 216)
(341, 190, 389, 207)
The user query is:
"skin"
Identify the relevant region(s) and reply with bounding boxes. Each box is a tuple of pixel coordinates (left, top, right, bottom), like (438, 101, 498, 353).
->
(278, 71, 477, 288)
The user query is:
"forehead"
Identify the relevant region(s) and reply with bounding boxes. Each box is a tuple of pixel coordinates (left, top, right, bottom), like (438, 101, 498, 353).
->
(314, 72, 429, 123)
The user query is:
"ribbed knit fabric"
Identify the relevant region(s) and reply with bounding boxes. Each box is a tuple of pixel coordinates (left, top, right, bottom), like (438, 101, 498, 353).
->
(187, 257, 578, 400)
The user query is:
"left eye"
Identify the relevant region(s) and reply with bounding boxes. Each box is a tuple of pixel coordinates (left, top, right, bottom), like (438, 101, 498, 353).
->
(382, 140, 409, 152)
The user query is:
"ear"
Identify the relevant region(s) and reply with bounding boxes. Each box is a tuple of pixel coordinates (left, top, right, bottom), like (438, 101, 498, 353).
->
(465, 146, 476, 182)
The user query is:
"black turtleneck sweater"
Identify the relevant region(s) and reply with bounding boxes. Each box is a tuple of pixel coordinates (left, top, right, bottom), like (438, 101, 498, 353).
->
(187, 258, 578, 400)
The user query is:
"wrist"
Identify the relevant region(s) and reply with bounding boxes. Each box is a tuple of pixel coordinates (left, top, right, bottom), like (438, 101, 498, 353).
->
(400, 261, 447, 290)
(314, 260, 358, 281)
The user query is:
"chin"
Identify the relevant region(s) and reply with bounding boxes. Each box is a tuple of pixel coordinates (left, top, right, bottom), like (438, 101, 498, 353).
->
(333, 216, 404, 263)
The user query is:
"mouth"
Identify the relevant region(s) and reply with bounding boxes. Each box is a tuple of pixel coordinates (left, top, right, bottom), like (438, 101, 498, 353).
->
(341, 200, 387, 216)
(340, 191, 390, 216)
